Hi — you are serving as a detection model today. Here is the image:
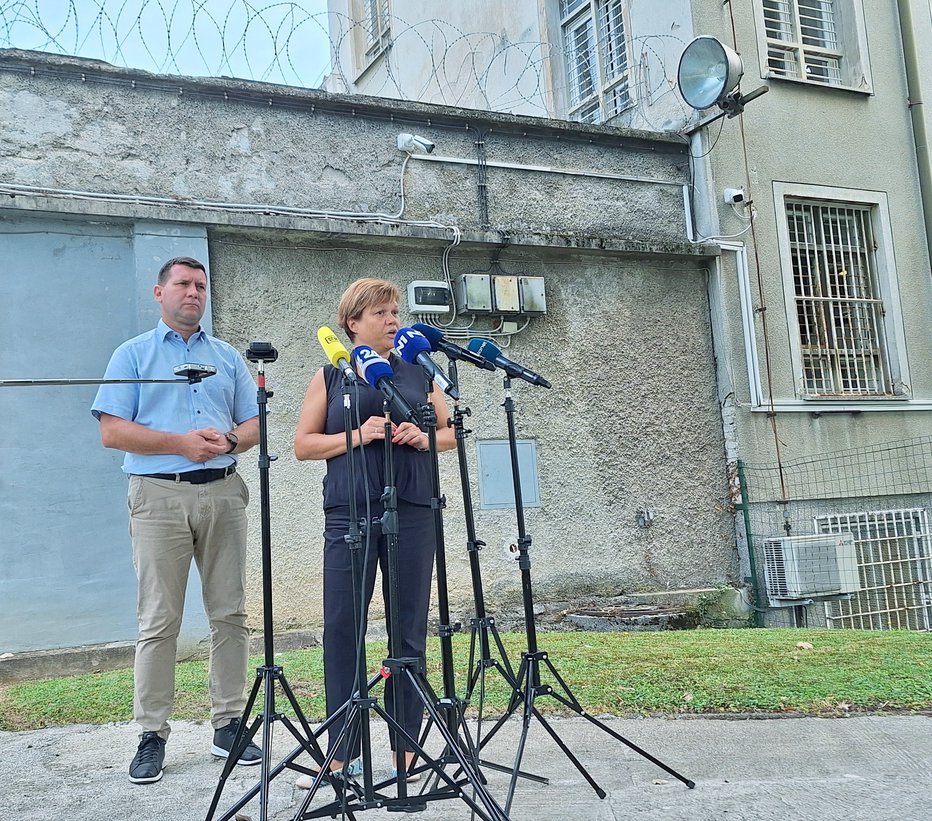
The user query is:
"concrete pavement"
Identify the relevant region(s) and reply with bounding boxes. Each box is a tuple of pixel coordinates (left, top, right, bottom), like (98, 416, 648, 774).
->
(2, 713, 929, 820)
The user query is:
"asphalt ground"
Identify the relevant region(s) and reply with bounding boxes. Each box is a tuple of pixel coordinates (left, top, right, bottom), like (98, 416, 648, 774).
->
(2, 712, 929, 820)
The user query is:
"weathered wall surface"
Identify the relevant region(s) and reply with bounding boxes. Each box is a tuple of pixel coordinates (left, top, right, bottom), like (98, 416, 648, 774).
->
(210, 237, 732, 629)
(0, 50, 732, 649)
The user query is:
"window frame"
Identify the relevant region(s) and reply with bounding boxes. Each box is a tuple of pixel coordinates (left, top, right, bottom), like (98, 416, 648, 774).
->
(351, 0, 392, 80)
(559, 0, 634, 124)
(754, 0, 872, 94)
(773, 182, 910, 402)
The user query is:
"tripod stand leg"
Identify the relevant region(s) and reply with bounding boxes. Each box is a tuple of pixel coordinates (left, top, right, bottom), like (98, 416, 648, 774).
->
(538, 654, 694, 788)
(503, 682, 536, 816)
(400, 670, 510, 821)
(207, 666, 336, 821)
(206, 668, 264, 820)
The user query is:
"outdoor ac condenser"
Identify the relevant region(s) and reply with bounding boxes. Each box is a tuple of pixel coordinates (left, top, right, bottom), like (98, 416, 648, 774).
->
(762, 533, 860, 600)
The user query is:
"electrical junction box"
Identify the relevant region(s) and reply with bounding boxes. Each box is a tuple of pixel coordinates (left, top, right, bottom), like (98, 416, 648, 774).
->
(518, 276, 547, 314)
(454, 274, 493, 314)
(492, 275, 521, 314)
(407, 280, 452, 314)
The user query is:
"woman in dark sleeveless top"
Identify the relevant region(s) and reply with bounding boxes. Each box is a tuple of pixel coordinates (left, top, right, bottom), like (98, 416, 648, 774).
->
(294, 278, 455, 783)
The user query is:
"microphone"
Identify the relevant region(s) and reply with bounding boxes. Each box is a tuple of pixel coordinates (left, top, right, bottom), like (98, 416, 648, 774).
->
(351, 345, 423, 427)
(317, 326, 357, 383)
(465, 338, 552, 389)
(173, 363, 218, 383)
(411, 323, 496, 371)
(394, 328, 460, 400)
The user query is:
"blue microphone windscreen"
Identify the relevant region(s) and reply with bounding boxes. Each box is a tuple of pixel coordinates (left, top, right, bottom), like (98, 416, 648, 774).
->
(412, 323, 443, 350)
(466, 337, 501, 362)
(352, 345, 393, 387)
(393, 328, 431, 364)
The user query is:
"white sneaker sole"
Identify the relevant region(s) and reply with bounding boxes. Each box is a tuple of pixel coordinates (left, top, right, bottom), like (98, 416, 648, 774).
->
(128, 768, 163, 784)
(211, 744, 262, 765)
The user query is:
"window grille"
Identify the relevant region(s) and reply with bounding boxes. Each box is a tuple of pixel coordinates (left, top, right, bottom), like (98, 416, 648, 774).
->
(364, 0, 391, 58)
(561, 0, 631, 123)
(763, 0, 842, 86)
(816, 509, 932, 631)
(786, 199, 893, 397)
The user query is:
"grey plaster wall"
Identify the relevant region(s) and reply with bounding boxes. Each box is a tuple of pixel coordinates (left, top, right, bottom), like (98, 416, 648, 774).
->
(0, 50, 732, 648)
(210, 237, 733, 630)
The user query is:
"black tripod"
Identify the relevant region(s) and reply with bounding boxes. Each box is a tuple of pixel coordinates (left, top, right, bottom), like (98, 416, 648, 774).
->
(398, 373, 509, 796)
(441, 360, 546, 789)
(478, 376, 695, 814)
(293, 393, 508, 821)
(206, 343, 329, 821)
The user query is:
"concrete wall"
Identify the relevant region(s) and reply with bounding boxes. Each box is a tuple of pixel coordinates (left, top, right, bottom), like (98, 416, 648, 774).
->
(326, 0, 697, 130)
(326, 0, 551, 115)
(0, 49, 733, 653)
(211, 237, 731, 629)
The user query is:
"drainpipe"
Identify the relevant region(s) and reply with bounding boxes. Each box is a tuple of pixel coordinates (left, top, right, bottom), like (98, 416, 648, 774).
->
(897, 0, 932, 271)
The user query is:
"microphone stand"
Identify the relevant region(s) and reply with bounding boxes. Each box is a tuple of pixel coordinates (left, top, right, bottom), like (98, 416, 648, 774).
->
(206, 343, 330, 821)
(443, 360, 545, 789)
(403, 371, 491, 797)
(479, 376, 695, 814)
(290, 372, 378, 819)
(295, 397, 508, 821)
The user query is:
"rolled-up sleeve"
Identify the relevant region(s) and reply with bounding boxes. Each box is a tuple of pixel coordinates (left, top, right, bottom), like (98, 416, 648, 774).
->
(91, 344, 139, 422)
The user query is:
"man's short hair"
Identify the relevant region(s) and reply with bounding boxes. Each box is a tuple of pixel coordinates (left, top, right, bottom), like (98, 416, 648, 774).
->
(158, 256, 206, 284)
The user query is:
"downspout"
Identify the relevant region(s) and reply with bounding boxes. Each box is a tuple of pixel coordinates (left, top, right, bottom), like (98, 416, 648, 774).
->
(897, 0, 932, 270)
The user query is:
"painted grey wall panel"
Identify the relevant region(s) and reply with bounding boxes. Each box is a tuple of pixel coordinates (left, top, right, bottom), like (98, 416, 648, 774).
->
(0, 216, 211, 653)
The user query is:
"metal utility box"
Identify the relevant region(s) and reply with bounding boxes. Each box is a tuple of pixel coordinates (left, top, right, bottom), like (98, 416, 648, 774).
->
(454, 274, 493, 314)
(518, 276, 547, 314)
(492, 275, 521, 314)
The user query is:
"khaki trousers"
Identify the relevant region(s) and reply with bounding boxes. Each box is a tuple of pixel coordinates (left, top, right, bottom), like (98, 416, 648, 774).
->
(128, 473, 250, 739)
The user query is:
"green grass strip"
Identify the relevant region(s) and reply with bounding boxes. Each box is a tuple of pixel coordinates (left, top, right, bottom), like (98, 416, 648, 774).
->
(2, 628, 929, 732)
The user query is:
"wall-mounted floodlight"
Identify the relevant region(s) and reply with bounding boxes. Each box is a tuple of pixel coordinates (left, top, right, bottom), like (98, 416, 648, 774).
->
(677, 36, 768, 118)
(397, 132, 435, 154)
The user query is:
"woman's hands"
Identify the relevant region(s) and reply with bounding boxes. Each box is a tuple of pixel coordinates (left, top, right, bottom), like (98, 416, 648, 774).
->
(392, 420, 429, 451)
(359, 416, 428, 451)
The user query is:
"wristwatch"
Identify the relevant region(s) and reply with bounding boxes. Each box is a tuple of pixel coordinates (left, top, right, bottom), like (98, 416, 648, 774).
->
(224, 432, 239, 454)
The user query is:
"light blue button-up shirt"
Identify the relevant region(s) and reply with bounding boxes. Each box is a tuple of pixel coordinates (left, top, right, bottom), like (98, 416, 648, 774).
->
(92, 320, 258, 475)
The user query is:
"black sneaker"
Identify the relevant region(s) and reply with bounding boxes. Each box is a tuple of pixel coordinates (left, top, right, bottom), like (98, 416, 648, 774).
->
(129, 732, 166, 784)
(211, 718, 262, 765)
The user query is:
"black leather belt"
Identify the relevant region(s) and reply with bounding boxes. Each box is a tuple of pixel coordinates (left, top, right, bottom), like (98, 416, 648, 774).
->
(138, 465, 236, 484)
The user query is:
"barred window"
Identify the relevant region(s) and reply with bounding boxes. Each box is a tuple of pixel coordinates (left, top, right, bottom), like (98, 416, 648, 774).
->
(818, 509, 932, 631)
(364, 0, 391, 58)
(786, 199, 893, 397)
(759, 0, 870, 91)
(561, 0, 632, 123)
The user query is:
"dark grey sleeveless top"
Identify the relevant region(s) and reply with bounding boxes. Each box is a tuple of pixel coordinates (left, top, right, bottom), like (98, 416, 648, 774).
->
(321, 354, 434, 510)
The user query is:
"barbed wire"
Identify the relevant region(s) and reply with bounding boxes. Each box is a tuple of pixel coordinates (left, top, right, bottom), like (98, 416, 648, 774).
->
(0, 1, 693, 131)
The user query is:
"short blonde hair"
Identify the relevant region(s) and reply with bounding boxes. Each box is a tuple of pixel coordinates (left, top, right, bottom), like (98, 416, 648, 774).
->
(336, 278, 400, 341)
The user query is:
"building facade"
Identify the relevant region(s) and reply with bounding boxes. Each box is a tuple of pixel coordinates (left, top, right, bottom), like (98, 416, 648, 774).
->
(327, 0, 932, 629)
(0, 47, 734, 660)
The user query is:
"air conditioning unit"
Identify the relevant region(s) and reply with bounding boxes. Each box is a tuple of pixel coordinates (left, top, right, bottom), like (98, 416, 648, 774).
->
(762, 533, 860, 601)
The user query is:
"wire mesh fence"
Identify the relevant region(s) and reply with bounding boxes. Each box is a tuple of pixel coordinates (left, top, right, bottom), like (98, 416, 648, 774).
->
(738, 436, 932, 631)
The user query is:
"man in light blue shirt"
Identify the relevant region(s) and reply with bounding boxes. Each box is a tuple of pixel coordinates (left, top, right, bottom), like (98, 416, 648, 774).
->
(92, 256, 261, 784)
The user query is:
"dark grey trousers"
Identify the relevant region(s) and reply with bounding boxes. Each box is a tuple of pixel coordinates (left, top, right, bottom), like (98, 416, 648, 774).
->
(322, 500, 436, 760)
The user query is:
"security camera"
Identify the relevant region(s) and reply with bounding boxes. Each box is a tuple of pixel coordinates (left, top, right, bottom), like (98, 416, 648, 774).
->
(397, 133, 435, 154)
(723, 187, 747, 205)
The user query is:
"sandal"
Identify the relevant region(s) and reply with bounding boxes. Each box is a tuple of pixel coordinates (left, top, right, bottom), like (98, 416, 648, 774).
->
(295, 758, 362, 789)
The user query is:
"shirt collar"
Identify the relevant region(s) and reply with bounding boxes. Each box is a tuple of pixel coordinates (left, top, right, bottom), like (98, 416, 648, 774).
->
(157, 319, 206, 343)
